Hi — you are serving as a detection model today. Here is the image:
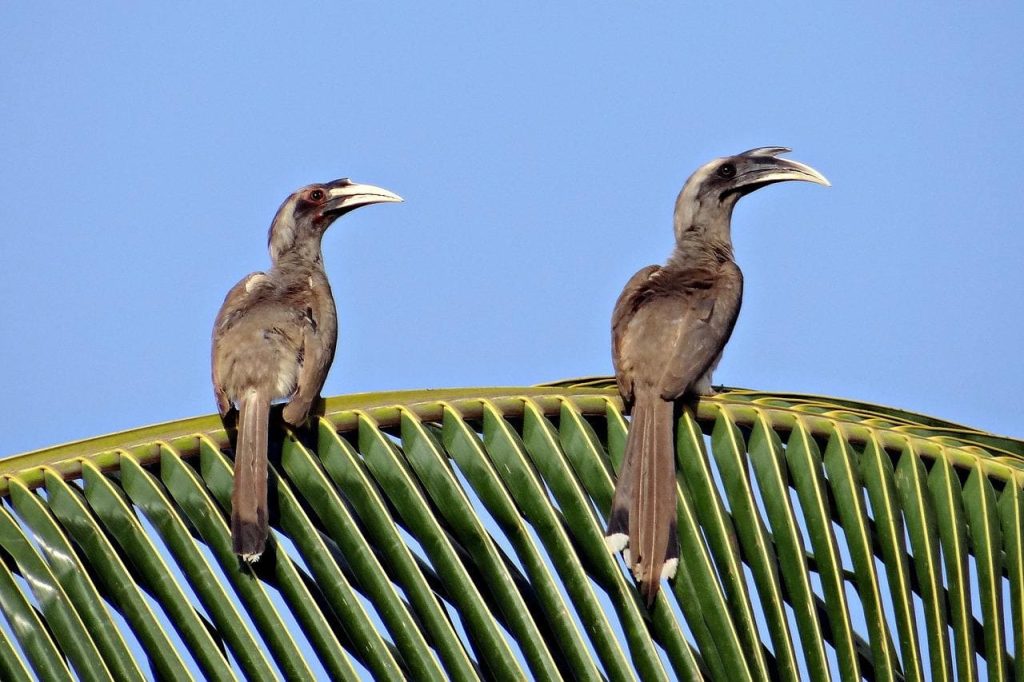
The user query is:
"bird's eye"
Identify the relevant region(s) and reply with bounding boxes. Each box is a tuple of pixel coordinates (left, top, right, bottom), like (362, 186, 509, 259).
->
(309, 189, 325, 202)
(717, 163, 736, 179)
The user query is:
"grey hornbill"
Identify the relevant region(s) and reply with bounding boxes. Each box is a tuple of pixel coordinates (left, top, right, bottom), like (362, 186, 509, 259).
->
(212, 178, 402, 561)
(606, 148, 829, 605)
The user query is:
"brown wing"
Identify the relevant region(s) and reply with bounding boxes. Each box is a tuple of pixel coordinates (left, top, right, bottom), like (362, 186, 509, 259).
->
(282, 274, 338, 426)
(657, 261, 743, 399)
(611, 265, 660, 407)
(211, 272, 266, 416)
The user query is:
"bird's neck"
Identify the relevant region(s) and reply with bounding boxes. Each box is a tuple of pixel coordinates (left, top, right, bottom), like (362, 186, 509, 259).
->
(671, 191, 738, 265)
(668, 224, 735, 270)
(270, 240, 326, 274)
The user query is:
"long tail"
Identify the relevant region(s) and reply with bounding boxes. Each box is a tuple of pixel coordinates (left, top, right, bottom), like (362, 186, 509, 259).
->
(232, 388, 270, 562)
(605, 390, 678, 605)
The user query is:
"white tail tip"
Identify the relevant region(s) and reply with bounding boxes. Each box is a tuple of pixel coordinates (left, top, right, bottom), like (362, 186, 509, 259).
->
(241, 552, 262, 564)
(662, 558, 679, 580)
(605, 533, 628, 554)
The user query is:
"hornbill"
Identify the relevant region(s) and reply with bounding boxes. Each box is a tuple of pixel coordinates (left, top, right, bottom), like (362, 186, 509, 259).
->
(605, 148, 829, 605)
(212, 178, 402, 561)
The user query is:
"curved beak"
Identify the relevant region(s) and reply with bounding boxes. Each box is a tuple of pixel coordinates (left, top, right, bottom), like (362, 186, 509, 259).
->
(735, 151, 830, 190)
(323, 179, 403, 215)
(746, 157, 830, 187)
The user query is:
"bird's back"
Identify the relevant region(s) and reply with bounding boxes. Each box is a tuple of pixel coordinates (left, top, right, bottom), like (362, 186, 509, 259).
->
(212, 269, 333, 403)
(614, 261, 742, 399)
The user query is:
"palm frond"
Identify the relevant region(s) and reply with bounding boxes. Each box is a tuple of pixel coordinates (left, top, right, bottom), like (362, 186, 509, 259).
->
(0, 381, 1020, 679)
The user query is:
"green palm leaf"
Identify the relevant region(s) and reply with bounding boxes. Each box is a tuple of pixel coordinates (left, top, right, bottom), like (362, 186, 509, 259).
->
(0, 381, 1020, 679)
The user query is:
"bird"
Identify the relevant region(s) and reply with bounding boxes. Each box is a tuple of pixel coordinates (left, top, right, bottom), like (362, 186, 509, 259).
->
(605, 147, 829, 605)
(212, 178, 402, 562)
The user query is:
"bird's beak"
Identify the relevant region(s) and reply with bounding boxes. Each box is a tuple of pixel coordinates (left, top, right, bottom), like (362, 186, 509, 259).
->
(322, 179, 404, 215)
(736, 154, 831, 190)
(750, 157, 830, 187)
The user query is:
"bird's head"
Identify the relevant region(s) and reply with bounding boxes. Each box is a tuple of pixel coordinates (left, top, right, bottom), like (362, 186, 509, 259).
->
(673, 147, 829, 242)
(268, 178, 403, 261)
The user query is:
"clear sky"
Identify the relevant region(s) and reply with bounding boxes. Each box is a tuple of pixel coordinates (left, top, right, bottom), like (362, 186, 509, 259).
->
(2, 5, 1022, 456)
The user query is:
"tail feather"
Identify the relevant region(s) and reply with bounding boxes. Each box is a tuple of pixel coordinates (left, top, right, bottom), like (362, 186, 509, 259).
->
(606, 391, 677, 605)
(232, 388, 270, 562)
(605, 415, 637, 552)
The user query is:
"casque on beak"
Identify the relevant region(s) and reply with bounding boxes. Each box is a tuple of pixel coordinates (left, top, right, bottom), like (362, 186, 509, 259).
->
(322, 179, 404, 216)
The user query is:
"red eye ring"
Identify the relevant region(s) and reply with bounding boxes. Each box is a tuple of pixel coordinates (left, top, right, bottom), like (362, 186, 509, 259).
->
(309, 188, 325, 202)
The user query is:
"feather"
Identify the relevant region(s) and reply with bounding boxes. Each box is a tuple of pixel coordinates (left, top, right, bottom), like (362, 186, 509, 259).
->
(607, 389, 677, 605)
(629, 391, 676, 605)
(232, 388, 270, 561)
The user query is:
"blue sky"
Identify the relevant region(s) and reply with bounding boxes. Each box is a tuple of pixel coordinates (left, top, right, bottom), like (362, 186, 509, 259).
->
(2, 4, 1022, 456)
